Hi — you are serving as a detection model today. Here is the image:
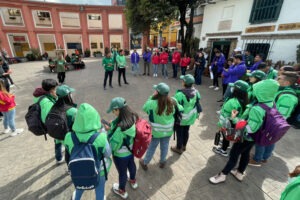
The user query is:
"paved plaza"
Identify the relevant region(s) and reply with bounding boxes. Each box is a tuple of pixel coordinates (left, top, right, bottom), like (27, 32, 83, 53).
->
(0, 58, 299, 200)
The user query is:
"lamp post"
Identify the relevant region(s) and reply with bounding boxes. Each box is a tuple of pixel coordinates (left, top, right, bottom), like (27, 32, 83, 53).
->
(159, 29, 163, 48)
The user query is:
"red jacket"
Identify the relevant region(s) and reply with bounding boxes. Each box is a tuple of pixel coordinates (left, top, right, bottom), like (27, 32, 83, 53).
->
(0, 92, 16, 112)
(152, 54, 160, 65)
(172, 51, 181, 64)
(160, 52, 169, 64)
(180, 57, 191, 67)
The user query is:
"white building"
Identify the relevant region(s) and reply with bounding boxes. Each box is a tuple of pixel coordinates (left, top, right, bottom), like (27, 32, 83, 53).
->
(199, 0, 300, 64)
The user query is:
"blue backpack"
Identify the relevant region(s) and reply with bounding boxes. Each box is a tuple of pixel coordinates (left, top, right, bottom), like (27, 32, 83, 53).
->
(68, 132, 106, 190)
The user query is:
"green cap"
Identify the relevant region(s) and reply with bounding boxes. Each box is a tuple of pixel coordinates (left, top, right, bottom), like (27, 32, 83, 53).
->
(180, 74, 195, 85)
(56, 85, 75, 97)
(107, 97, 127, 113)
(246, 70, 266, 80)
(228, 80, 249, 92)
(153, 82, 170, 95)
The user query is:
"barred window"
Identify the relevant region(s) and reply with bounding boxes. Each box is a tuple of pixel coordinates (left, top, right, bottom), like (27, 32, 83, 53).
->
(246, 43, 270, 60)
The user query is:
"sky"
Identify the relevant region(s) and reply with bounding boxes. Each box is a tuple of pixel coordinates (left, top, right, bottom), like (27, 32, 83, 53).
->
(27, 0, 112, 5)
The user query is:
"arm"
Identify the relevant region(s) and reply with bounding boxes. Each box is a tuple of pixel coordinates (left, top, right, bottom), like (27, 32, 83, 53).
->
(142, 97, 153, 113)
(245, 106, 265, 134)
(276, 94, 298, 118)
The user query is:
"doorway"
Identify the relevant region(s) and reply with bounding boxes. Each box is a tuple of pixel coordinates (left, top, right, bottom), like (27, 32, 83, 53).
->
(211, 41, 231, 61)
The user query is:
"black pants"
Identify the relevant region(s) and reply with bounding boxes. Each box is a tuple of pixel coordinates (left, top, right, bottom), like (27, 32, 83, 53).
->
(144, 62, 150, 74)
(57, 72, 65, 84)
(118, 68, 127, 85)
(222, 141, 255, 175)
(7, 75, 14, 85)
(222, 83, 228, 96)
(213, 71, 219, 87)
(103, 71, 113, 87)
(176, 125, 190, 149)
(221, 131, 230, 151)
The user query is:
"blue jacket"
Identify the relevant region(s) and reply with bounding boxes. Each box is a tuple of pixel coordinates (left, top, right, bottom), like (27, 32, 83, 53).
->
(131, 52, 140, 64)
(143, 52, 152, 63)
(222, 65, 232, 84)
(227, 62, 247, 83)
(211, 54, 225, 73)
(250, 61, 262, 72)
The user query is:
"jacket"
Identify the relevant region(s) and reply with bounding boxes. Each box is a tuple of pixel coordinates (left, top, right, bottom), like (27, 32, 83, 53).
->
(152, 54, 160, 64)
(266, 67, 278, 80)
(56, 59, 66, 72)
(226, 62, 247, 83)
(116, 55, 126, 68)
(275, 86, 298, 119)
(102, 57, 114, 71)
(143, 52, 152, 63)
(218, 98, 244, 127)
(211, 54, 225, 73)
(0, 91, 16, 112)
(160, 52, 169, 64)
(172, 51, 181, 64)
(250, 61, 262, 72)
(280, 176, 300, 200)
(34, 93, 57, 124)
(245, 54, 254, 69)
(130, 52, 140, 64)
(222, 67, 231, 84)
(64, 103, 112, 176)
(180, 57, 191, 67)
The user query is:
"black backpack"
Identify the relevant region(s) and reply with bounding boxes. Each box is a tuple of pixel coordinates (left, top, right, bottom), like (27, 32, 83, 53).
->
(45, 101, 73, 140)
(25, 96, 47, 139)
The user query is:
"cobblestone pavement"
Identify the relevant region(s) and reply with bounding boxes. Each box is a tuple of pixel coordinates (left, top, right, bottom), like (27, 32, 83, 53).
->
(0, 58, 298, 200)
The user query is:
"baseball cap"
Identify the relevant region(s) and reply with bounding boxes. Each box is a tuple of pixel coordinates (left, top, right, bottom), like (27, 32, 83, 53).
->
(56, 85, 75, 97)
(180, 74, 195, 85)
(228, 80, 249, 92)
(153, 82, 170, 95)
(107, 97, 127, 113)
(246, 70, 266, 80)
(234, 47, 242, 52)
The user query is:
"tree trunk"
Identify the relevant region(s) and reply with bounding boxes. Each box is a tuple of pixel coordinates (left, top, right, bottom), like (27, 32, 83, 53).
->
(179, 4, 187, 55)
(143, 26, 150, 49)
(184, 5, 195, 56)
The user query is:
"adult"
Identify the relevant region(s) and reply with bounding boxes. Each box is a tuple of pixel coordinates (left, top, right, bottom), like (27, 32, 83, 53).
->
(0, 57, 11, 92)
(142, 49, 152, 76)
(102, 51, 114, 90)
(56, 54, 66, 84)
(152, 50, 160, 77)
(180, 53, 191, 76)
(220, 58, 233, 99)
(257, 62, 278, 80)
(106, 97, 138, 199)
(116, 49, 129, 87)
(209, 50, 225, 91)
(244, 50, 254, 69)
(250, 53, 264, 72)
(2, 59, 14, 87)
(194, 52, 206, 85)
(160, 49, 169, 79)
(111, 46, 119, 71)
(130, 49, 140, 76)
(171, 48, 181, 78)
(246, 70, 266, 103)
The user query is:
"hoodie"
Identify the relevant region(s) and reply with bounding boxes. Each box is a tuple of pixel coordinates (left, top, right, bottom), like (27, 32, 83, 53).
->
(280, 176, 300, 200)
(64, 103, 112, 176)
(275, 86, 298, 119)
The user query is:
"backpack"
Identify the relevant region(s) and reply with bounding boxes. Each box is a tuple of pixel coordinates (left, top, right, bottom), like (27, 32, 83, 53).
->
(45, 102, 72, 140)
(251, 103, 290, 146)
(68, 132, 107, 190)
(25, 96, 47, 139)
(220, 118, 246, 143)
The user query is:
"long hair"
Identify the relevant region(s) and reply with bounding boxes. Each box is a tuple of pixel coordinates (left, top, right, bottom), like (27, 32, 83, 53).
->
(232, 88, 249, 111)
(55, 94, 74, 107)
(0, 79, 9, 96)
(152, 93, 174, 116)
(117, 106, 139, 131)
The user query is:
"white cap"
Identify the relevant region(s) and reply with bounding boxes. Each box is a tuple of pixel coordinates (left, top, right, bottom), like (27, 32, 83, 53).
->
(234, 47, 242, 52)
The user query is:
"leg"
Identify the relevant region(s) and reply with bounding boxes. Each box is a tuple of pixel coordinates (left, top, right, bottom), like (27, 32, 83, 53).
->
(221, 142, 243, 175)
(144, 62, 147, 74)
(143, 138, 160, 164)
(237, 141, 255, 173)
(127, 155, 136, 180)
(182, 126, 190, 147)
(74, 188, 84, 200)
(103, 71, 109, 87)
(7, 108, 16, 131)
(109, 71, 113, 86)
(221, 132, 230, 151)
(172, 63, 176, 77)
(253, 144, 265, 162)
(122, 68, 128, 83)
(176, 125, 184, 149)
(147, 62, 150, 74)
(3, 111, 9, 130)
(161, 64, 164, 77)
(95, 175, 106, 200)
(118, 69, 121, 86)
(159, 136, 171, 163)
(113, 156, 129, 190)
(262, 144, 275, 161)
(62, 72, 66, 83)
(7, 75, 14, 85)
(54, 139, 63, 161)
(222, 84, 228, 96)
(165, 64, 168, 77)
(198, 68, 204, 85)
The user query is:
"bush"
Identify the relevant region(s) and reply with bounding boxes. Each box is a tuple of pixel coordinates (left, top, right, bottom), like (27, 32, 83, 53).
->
(84, 48, 91, 57)
(93, 51, 103, 57)
(26, 53, 36, 61)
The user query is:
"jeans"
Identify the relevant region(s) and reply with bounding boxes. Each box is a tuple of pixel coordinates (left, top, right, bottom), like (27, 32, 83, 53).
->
(57, 72, 65, 84)
(132, 63, 140, 75)
(213, 71, 219, 87)
(153, 64, 158, 75)
(172, 63, 179, 78)
(113, 155, 136, 190)
(161, 64, 168, 78)
(222, 141, 255, 175)
(194, 66, 204, 85)
(103, 71, 113, 87)
(144, 62, 150, 74)
(181, 67, 187, 76)
(74, 175, 106, 200)
(144, 136, 171, 164)
(3, 108, 16, 131)
(253, 144, 275, 162)
(54, 140, 63, 161)
(118, 68, 128, 85)
(176, 125, 190, 149)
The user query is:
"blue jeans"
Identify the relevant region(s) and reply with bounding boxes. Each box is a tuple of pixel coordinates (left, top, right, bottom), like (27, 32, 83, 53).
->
(132, 63, 140, 75)
(153, 64, 158, 75)
(55, 140, 63, 161)
(253, 144, 275, 162)
(144, 136, 171, 164)
(172, 63, 179, 78)
(3, 108, 16, 131)
(161, 64, 168, 78)
(74, 175, 106, 200)
(194, 66, 204, 85)
(181, 67, 187, 75)
(113, 155, 136, 190)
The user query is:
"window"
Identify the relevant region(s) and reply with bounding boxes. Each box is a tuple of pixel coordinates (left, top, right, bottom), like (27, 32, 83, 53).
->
(37, 11, 50, 19)
(249, 0, 283, 24)
(246, 43, 270, 60)
(1, 8, 24, 26)
(33, 10, 52, 27)
(108, 14, 122, 29)
(117, 0, 126, 6)
(91, 43, 98, 49)
(87, 14, 102, 29)
(88, 14, 101, 20)
(60, 12, 80, 28)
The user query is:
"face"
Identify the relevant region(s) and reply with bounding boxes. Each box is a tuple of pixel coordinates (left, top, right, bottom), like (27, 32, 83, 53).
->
(227, 60, 233, 66)
(120, 51, 124, 55)
(112, 109, 120, 117)
(216, 53, 220, 57)
(107, 52, 111, 57)
(249, 76, 257, 83)
(254, 55, 261, 62)
(277, 75, 289, 86)
(233, 58, 240, 65)
(199, 52, 203, 57)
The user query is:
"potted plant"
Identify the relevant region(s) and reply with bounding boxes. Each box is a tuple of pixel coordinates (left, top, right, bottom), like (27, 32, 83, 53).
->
(84, 48, 91, 57)
(93, 51, 102, 57)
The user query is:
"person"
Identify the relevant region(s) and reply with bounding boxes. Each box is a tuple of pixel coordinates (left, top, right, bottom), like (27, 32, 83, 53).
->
(171, 48, 181, 78)
(48, 58, 56, 72)
(2, 59, 14, 87)
(213, 80, 249, 157)
(280, 165, 300, 200)
(64, 103, 111, 200)
(116, 49, 129, 87)
(232, 47, 242, 58)
(42, 52, 48, 60)
(219, 58, 234, 101)
(209, 50, 225, 91)
(0, 79, 23, 137)
(257, 61, 278, 80)
(131, 49, 140, 76)
(194, 52, 206, 85)
(75, 49, 79, 56)
(250, 53, 263, 72)
(180, 53, 191, 76)
(142, 48, 152, 76)
(102, 51, 114, 90)
(111, 46, 119, 71)
(244, 50, 254, 69)
(160, 49, 169, 79)
(56, 54, 66, 84)
(106, 97, 138, 199)
(171, 75, 201, 154)
(246, 70, 266, 103)
(278, 65, 295, 76)
(152, 50, 160, 77)
(209, 79, 279, 184)
(0, 57, 11, 92)
(140, 83, 177, 169)
(249, 72, 298, 166)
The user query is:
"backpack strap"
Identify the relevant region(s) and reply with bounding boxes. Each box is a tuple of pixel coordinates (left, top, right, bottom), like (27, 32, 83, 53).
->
(275, 91, 297, 103)
(37, 95, 48, 140)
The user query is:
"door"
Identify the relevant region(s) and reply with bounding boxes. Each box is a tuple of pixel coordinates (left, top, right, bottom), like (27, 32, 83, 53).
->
(211, 41, 231, 61)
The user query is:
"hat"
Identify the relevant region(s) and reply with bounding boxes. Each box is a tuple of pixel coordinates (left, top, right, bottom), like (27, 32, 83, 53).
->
(180, 74, 195, 85)
(107, 97, 127, 113)
(246, 70, 266, 80)
(153, 82, 170, 95)
(56, 85, 75, 97)
(234, 47, 242, 52)
(228, 80, 249, 92)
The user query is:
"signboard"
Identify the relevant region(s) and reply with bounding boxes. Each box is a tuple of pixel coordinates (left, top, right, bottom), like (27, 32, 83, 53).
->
(245, 26, 275, 33)
(278, 23, 300, 31)
(130, 33, 142, 49)
(13, 36, 26, 42)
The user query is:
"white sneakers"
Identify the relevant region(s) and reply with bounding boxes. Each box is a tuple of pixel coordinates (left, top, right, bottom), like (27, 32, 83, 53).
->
(209, 173, 226, 184)
(214, 87, 220, 91)
(112, 183, 128, 199)
(10, 128, 24, 137)
(209, 85, 215, 88)
(3, 128, 10, 134)
(230, 169, 245, 181)
(153, 74, 158, 77)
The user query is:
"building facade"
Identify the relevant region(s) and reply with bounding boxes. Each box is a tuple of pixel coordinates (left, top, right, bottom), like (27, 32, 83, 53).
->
(0, 0, 129, 58)
(199, 0, 300, 63)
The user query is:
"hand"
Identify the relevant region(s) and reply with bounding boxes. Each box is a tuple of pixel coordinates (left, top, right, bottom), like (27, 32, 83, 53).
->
(104, 124, 111, 131)
(231, 110, 239, 118)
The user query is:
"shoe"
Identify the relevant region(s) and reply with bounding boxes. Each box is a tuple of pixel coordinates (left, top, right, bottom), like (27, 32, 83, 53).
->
(212, 147, 228, 157)
(209, 173, 226, 184)
(119, 84, 122, 87)
(109, 85, 113, 88)
(170, 146, 183, 154)
(128, 179, 138, 189)
(125, 82, 129, 85)
(143, 73, 146, 76)
(155, 74, 158, 77)
(182, 146, 186, 151)
(214, 87, 220, 91)
(61, 146, 65, 153)
(10, 128, 24, 137)
(248, 158, 262, 167)
(104, 87, 106, 90)
(153, 74, 156, 77)
(216, 110, 221, 115)
(262, 159, 268, 163)
(112, 183, 128, 199)
(3, 128, 10, 134)
(71, 190, 76, 200)
(209, 85, 215, 88)
(139, 159, 148, 171)
(159, 162, 166, 168)
(56, 156, 65, 164)
(147, 73, 150, 76)
(230, 169, 245, 181)
(217, 99, 224, 102)
(10, 84, 15, 88)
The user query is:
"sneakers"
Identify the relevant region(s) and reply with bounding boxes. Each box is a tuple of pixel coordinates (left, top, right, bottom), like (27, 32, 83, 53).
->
(209, 173, 226, 184)
(10, 128, 24, 137)
(216, 110, 221, 115)
(214, 87, 220, 91)
(248, 158, 262, 167)
(159, 162, 166, 169)
(56, 156, 65, 164)
(71, 191, 76, 200)
(170, 146, 183, 154)
(112, 183, 128, 199)
(230, 169, 245, 181)
(128, 179, 138, 189)
(3, 128, 10, 134)
(10, 84, 15, 88)
(212, 147, 228, 157)
(209, 85, 215, 88)
(139, 159, 148, 171)
(182, 146, 186, 151)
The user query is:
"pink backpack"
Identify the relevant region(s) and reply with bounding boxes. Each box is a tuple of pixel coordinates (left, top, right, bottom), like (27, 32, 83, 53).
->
(132, 118, 152, 158)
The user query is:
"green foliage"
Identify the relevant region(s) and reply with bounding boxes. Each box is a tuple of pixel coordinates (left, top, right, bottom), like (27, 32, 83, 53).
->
(84, 48, 91, 57)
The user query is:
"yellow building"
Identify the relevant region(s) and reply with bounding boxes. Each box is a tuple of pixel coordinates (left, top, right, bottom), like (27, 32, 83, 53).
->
(149, 23, 178, 48)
